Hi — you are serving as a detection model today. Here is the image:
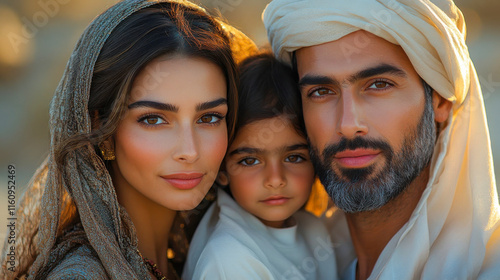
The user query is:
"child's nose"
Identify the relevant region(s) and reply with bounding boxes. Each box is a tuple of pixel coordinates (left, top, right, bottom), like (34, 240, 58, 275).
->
(264, 161, 286, 189)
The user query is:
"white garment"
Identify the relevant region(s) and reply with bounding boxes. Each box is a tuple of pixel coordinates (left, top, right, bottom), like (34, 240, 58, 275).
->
(263, 0, 500, 279)
(341, 259, 357, 280)
(183, 189, 337, 280)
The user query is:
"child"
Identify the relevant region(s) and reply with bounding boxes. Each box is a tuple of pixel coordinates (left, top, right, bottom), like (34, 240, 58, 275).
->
(183, 52, 337, 280)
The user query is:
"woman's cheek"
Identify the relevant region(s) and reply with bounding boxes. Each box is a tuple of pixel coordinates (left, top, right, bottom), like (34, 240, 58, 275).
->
(201, 128, 228, 170)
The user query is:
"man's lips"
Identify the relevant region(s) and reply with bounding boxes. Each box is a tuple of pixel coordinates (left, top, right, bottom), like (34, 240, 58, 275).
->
(334, 149, 381, 168)
(260, 195, 290, 206)
(161, 173, 204, 190)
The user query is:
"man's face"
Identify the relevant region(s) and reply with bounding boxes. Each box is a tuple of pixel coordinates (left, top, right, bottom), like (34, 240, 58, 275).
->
(296, 30, 437, 213)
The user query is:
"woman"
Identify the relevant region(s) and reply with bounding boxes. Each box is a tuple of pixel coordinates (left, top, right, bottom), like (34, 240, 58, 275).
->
(0, 0, 256, 279)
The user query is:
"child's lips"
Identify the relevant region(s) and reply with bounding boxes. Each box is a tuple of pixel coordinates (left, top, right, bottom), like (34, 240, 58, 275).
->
(260, 195, 290, 205)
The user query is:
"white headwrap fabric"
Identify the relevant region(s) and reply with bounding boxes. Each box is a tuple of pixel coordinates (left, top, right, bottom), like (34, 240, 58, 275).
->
(264, 0, 499, 279)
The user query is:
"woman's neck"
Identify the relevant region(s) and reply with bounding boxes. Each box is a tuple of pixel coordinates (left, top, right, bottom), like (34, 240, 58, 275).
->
(132, 198, 176, 275)
(113, 175, 176, 276)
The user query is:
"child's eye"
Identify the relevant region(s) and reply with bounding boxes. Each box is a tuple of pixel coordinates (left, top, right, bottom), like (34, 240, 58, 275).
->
(238, 157, 260, 166)
(285, 155, 306, 163)
(138, 115, 166, 126)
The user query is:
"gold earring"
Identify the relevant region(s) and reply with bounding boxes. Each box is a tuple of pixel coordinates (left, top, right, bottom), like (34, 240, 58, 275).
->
(99, 143, 115, 161)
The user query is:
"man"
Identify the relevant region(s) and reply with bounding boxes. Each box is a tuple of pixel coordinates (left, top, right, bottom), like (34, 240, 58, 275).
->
(264, 0, 500, 279)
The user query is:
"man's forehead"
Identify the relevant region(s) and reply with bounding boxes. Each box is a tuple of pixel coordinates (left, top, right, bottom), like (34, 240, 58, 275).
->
(295, 30, 415, 78)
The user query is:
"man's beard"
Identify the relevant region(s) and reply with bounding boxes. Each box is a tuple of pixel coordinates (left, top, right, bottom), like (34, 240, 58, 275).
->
(309, 94, 436, 213)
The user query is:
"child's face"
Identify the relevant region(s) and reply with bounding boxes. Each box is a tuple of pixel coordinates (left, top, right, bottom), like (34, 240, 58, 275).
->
(226, 117, 315, 228)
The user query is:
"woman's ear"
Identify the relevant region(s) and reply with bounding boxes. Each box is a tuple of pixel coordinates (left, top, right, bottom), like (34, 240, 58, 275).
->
(92, 110, 115, 160)
(98, 139, 115, 161)
(432, 91, 452, 123)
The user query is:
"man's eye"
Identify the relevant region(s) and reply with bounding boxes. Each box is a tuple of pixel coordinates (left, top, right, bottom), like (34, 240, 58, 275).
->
(368, 81, 393, 89)
(309, 88, 334, 97)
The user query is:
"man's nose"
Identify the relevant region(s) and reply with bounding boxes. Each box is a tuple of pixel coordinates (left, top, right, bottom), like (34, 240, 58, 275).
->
(335, 90, 368, 138)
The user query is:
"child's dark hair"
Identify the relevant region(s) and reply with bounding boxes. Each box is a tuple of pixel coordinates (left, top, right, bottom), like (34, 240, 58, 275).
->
(236, 51, 305, 139)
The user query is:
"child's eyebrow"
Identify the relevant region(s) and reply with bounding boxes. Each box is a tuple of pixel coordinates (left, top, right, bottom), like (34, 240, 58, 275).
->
(285, 143, 309, 152)
(228, 147, 262, 156)
(228, 143, 309, 156)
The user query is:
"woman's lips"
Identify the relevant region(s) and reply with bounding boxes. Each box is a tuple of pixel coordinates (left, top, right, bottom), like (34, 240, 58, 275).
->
(260, 195, 290, 206)
(334, 149, 381, 168)
(161, 173, 204, 190)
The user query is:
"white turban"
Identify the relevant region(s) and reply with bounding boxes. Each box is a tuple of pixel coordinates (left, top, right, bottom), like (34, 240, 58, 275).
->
(264, 0, 499, 279)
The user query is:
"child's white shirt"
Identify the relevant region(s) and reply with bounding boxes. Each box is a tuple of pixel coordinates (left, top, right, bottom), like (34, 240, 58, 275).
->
(183, 188, 337, 280)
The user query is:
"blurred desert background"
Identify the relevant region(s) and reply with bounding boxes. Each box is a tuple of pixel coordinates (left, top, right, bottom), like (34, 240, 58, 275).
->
(0, 0, 499, 241)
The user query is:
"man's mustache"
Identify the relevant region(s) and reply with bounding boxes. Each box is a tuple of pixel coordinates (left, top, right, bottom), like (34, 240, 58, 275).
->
(320, 136, 393, 164)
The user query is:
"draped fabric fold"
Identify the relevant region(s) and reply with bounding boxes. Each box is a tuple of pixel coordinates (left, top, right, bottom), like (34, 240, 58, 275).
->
(264, 0, 499, 278)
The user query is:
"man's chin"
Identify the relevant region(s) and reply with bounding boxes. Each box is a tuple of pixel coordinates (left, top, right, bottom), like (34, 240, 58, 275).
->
(330, 161, 379, 183)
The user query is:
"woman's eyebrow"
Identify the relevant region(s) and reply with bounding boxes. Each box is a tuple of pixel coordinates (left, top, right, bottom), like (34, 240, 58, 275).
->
(127, 97, 227, 112)
(128, 101, 178, 112)
(196, 97, 227, 111)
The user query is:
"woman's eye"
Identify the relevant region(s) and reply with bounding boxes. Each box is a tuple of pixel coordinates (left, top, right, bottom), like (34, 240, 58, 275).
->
(197, 114, 224, 124)
(238, 157, 260, 166)
(139, 115, 165, 125)
(285, 155, 305, 163)
(309, 88, 334, 97)
(368, 81, 393, 89)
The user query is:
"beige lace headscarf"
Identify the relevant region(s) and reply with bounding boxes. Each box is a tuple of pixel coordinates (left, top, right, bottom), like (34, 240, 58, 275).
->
(264, 0, 499, 279)
(0, 0, 256, 279)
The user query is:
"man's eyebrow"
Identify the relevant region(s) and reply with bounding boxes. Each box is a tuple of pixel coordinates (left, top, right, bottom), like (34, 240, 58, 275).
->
(298, 63, 407, 89)
(298, 75, 339, 89)
(196, 98, 227, 112)
(348, 63, 407, 83)
(127, 101, 178, 112)
(228, 147, 262, 156)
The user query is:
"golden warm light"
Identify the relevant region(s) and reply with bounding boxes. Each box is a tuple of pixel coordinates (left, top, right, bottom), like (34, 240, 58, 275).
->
(0, 6, 34, 68)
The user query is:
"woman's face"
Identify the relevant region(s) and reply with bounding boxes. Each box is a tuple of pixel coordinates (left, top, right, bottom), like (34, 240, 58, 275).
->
(225, 117, 315, 228)
(111, 56, 228, 211)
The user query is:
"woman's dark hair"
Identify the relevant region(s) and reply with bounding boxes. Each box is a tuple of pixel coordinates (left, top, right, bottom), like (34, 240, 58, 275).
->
(235, 51, 305, 139)
(56, 2, 238, 164)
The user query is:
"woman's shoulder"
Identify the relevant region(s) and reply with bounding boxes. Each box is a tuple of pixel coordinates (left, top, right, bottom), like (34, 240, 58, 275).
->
(46, 244, 108, 280)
